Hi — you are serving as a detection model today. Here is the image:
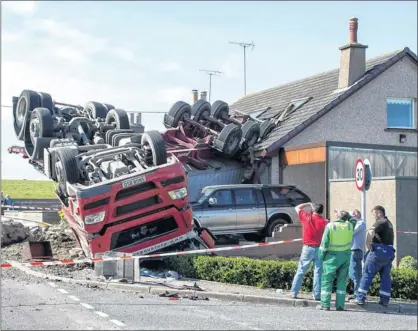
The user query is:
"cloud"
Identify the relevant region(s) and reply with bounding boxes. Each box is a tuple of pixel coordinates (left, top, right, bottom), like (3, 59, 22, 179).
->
(219, 53, 242, 78)
(159, 61, 182, 72)
(2, 1, 37, 15)
(2, 31, 25, 42)
(111, 47, 136, 63)
(159, 87, 191, 105)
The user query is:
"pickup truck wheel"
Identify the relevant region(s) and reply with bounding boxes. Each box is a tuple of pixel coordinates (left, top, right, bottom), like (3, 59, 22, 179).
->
(55, 148, 80, 195)
(14, 90, 41, 141)
(265, 218, 287, 237)
(38, 92, 54, 115)
(260, 120, 276, 140)
(211, 100, 229, 120)
(191, 100, 211, 122)
(85, 101, 108, 119)
(141, 130, 167, 166)
(166, 101, 192, 128)
(217, 123, 242, 156)
(105, 109, 130, 129)
(240, 120, 260, 149)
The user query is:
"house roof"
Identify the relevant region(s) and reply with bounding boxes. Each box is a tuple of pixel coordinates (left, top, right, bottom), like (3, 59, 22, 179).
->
(229, 47, 417, 156)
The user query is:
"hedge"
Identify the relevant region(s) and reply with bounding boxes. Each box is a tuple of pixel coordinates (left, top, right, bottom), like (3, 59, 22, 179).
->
(166, 255, 418, 300)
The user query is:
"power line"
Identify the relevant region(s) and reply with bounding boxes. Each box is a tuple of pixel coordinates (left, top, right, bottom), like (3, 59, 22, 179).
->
(0, 105, 168, 114)
(229, 40, 255, 95)
(199, 69, 222, 102)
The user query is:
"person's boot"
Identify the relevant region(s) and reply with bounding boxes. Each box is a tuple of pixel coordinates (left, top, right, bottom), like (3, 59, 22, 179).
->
(354, 298, 365, 305)
(336, 307, 346, 311)
(316, 305, 330, 311)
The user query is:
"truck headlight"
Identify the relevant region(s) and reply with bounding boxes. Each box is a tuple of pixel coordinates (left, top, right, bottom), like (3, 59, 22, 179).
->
(168, 187, 188, 200)
(84, 211, 106, 225)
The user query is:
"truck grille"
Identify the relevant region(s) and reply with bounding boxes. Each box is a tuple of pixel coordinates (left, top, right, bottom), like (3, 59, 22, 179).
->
(115, 182, 156, 201)
(115, 195, 160, 216)
(109, 216, 178, 250)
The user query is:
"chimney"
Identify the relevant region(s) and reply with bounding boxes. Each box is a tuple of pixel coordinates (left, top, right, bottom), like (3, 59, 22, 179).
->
(338, 17, 368, 89)
(128, 112, 135, 124)
(134, 113, 141, 125)
(200, 91, 207, 101)
(192, 90, 198, 103)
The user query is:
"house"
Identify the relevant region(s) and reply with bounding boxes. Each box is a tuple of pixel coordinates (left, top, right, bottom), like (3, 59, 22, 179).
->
(230, 18, 417, 263)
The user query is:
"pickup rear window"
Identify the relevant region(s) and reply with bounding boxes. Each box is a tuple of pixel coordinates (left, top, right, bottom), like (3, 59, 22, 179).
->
(263, 187, 310, 204)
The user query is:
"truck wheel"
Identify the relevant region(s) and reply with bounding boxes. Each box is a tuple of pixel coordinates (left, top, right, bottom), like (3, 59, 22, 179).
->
(165, 101, 191, 128)
(141, 130, 167, 166)
(85, 101, 108, 119)
(217, 123, 242, 156)
(191, 100, 211, 122)
(14, 90, 41, 141)
(102, 103, 115, 111)
(260, 120, 275, 140)
(38, 92, 54, 115)
(55, 148, 80, 195)
(105, 109, 130, 129)
(265, 218, 287, 237)
(29, 107, 54, 145)
(211, 100, 229, 120)
(240, 120, 260, 149)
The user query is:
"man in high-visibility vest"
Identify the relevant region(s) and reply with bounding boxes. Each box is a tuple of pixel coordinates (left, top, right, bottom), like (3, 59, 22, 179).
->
(317, 210, 355, 311)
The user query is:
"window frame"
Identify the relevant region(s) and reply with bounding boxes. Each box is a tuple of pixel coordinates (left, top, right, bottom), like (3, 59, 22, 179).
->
(232, 188, 258, 206)
(209, 189, 234, 207)
(386, 98, 416, 130)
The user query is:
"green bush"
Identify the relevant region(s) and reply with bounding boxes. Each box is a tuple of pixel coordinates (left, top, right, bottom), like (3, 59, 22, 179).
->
(398, 256, 418, 270)
(166, 255, 418, 300)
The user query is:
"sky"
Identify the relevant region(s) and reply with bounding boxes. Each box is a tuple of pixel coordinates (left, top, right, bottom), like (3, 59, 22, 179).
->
(1, 0, 417, 181)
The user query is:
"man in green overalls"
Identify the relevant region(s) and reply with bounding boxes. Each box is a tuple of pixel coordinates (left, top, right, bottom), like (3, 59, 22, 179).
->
(317, 210, 354, 311)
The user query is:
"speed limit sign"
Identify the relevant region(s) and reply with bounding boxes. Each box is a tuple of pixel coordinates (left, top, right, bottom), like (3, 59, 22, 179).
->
(355, 158, 365, 191)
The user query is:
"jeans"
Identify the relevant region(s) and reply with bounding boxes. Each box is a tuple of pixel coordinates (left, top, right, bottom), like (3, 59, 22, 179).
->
(291, 245, 322, 299)
(349, 250, 364, 297)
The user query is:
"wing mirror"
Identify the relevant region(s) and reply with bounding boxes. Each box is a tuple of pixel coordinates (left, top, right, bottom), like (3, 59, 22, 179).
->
(208, 197, 217, 206)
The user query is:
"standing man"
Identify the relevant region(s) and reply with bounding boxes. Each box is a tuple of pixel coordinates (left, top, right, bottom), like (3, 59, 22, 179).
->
(290, 202, 328, 301)
(317, 211, 354, 311)
(348, 209, 367, 300)
(355, 205, 395, 307)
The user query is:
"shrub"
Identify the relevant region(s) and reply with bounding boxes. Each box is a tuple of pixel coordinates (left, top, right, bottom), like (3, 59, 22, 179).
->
(398, 256, 418, 270)
(166, 255, 418, 300)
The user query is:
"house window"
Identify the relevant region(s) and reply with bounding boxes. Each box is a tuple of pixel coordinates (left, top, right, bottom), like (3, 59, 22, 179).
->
(386, 98, 415, 129)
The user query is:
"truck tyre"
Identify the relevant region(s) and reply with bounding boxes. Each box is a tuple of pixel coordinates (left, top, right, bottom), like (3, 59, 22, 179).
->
(102, 103, 115, 111)
(165, 101, 191, 128)
(191, 100, 211, 122)
(55, 148, 80, 194)
(38, 92, 54, 115)
(29, 107, 54, 145)
(240, 120, 260, 149)
(85, 101, 108, 119)
(217, 123, 242, 156)
(14, 90, 41, 141)
(260, 120, 275, 140)
(211, 100, 229, 120)
(105, 109, 130, 129)
(141, 130, 167, 166)
(265, 218, 287, 237)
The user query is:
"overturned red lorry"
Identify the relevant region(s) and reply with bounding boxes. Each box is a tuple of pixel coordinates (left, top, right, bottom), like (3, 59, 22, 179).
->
(10, 90, 275, 258)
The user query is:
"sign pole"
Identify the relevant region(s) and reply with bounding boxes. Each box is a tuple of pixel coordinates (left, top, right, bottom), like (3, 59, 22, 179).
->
(361, 187, 366, 224)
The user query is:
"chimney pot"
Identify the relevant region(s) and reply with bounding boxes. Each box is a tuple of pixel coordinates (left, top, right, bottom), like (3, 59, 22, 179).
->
(349, 17, 358, 44)
(200, 91, 207, 101)
(192, 90, 198, 103)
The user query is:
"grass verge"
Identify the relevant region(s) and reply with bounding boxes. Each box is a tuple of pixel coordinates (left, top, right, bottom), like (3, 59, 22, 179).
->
(1, 180, 56, 199)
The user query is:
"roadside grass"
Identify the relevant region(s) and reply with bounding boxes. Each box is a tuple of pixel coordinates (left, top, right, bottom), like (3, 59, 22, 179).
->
(1, 180, 56, 199)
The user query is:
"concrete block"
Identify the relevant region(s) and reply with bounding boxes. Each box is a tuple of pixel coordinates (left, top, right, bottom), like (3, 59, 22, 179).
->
(4, 211, 60, 224)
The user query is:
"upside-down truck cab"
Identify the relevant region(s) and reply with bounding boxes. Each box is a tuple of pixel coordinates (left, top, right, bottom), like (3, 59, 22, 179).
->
(56, 157, 215, 258)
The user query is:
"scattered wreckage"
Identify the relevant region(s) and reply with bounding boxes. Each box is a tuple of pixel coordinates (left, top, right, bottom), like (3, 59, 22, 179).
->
(9, 89, 277, 259)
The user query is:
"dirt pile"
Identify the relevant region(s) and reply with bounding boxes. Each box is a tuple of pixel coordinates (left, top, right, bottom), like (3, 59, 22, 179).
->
(1, 220, 29, 247)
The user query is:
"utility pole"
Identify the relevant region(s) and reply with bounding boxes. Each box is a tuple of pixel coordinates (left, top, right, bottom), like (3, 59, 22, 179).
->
(199, 69, 222, 102)
(229, 41, 255, 95)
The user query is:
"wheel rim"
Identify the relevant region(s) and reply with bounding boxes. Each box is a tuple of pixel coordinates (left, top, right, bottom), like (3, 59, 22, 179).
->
(29, 117, 40, 145)
(55, 160, 65, 188)
(272, 224, 283, 233)
(226, 131, 240, 152)
(16, 98, 27, 127)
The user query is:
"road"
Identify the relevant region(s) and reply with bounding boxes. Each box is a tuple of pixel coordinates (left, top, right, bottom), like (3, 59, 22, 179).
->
(2, 268, 417, 330)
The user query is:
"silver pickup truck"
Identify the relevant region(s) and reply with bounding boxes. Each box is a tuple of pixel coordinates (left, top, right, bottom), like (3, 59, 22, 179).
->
(191, 184, 311, 241)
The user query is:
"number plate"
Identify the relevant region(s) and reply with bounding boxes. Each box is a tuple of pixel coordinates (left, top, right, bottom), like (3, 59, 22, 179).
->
(122, 175, 146, 188)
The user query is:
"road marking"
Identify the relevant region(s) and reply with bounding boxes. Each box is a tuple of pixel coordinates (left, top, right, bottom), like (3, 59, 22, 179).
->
(80, 302, 94, 309)
(47, 282, 56, 288)
(109, 319, 126, 327)
(68, 295, 80, 301)
(58, 288, 68, 294)
(95, 311, 109, 318)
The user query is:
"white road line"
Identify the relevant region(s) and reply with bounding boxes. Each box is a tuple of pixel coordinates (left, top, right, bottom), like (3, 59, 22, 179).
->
(68, 295, 80, 301)
(58, 288, 68, 294)
(80, 302, 94, 310)
(47, 282, 56, 288)
(95, 311, 109, 318)
(109, 319, 126, 327)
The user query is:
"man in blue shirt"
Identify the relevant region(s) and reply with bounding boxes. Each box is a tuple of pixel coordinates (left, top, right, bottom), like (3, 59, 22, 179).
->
(348, 209, 367, 300)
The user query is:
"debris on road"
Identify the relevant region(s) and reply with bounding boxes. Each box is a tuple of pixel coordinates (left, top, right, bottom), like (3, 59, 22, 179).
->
(1, 220, 29, 247)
